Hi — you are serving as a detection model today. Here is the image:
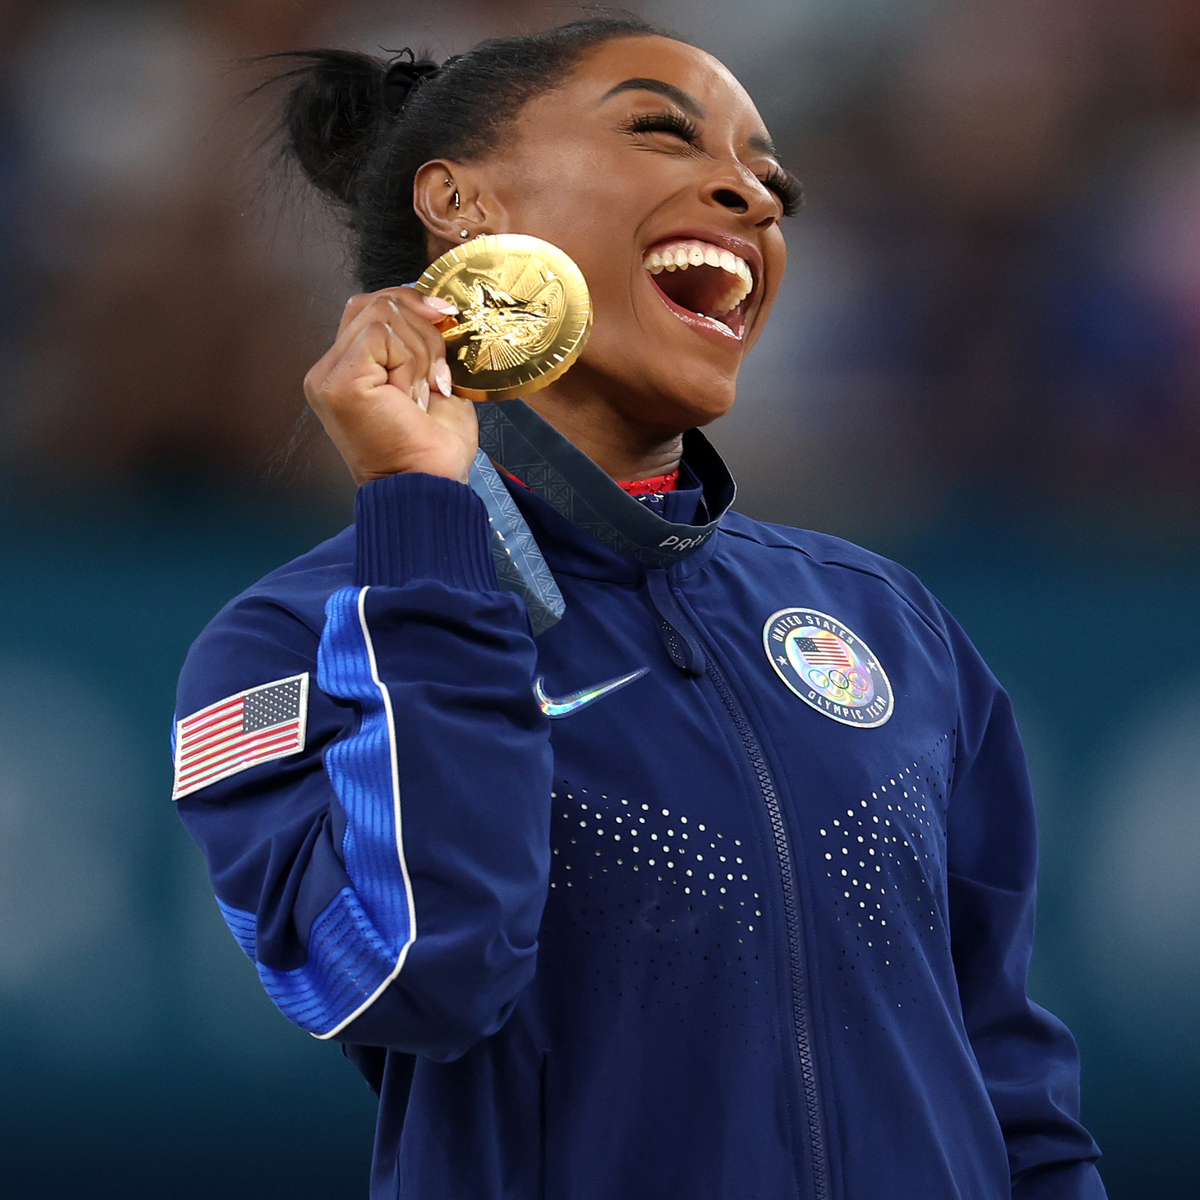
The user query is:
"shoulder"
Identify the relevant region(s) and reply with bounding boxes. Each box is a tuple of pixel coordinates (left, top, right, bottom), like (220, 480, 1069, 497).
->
(716, 512, 1007, 742)
(207, 524, 356, 638)
(717, 510, 947, 634)
(238, 525, 358, 625)
(176, 527, 355, 717)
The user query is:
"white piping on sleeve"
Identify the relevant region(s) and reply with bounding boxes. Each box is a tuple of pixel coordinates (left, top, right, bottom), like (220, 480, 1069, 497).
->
(312, 585, 419, 1040)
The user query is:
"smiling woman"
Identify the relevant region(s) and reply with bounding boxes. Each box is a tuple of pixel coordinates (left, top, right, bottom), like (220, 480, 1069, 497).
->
(266, 21, 799, 482)
(173, 17, 1107, 1200)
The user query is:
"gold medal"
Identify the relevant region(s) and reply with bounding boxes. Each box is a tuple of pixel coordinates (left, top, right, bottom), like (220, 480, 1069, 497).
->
(414, 233, 592, 401)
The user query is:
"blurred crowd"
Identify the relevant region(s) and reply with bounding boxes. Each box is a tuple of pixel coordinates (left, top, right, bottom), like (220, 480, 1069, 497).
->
(0, 0, 1195, 536)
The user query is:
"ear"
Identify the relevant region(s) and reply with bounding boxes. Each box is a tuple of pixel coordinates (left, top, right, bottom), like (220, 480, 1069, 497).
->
(413, 159, 496, 258)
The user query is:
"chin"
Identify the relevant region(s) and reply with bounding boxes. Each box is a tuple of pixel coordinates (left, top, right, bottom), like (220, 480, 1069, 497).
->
(679, 387, 737, 429)
(665, 361, 740, 426)
(627, 369, 739, 433)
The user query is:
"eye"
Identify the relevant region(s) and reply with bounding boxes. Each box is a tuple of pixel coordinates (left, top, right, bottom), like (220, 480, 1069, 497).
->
(761, 164, 803, 218)
(622, 110, 701, 146)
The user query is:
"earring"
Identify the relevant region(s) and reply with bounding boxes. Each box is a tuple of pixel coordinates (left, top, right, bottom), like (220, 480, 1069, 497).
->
(459, 229, 469, 238)
(445, 178, 460, 209)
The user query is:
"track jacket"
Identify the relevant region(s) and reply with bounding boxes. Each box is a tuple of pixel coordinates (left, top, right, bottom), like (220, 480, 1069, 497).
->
(174, 400, 1106, 1200)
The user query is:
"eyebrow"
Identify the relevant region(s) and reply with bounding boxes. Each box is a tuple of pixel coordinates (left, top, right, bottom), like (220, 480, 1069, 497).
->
(598, 77, 705, 119)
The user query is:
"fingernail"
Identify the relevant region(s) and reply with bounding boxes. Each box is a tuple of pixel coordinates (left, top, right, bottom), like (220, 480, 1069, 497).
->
(418, 379, 431, 411)
(435, 360, 453, 397)
(423, 296, 459, 315)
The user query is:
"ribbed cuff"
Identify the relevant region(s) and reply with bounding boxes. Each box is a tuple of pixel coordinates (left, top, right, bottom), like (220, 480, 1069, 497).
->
(354, 473, 498, 591)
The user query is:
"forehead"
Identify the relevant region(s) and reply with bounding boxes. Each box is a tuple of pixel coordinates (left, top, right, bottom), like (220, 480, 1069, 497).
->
(563, 36, 765, 129)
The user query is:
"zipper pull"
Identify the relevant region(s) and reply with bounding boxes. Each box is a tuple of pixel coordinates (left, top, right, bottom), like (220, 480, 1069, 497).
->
(645, 569, 706, 677)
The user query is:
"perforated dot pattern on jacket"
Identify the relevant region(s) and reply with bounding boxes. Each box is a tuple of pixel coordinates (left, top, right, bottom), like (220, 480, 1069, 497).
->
(544, 782, 777, 1044)
(816, 734, 954, 1036)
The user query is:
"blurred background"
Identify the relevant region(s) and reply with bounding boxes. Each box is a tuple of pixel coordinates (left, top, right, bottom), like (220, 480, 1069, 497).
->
(0, 0, 1196, 1195)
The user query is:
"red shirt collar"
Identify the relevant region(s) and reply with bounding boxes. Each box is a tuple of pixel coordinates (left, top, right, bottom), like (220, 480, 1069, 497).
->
(502, 467, 680, 496)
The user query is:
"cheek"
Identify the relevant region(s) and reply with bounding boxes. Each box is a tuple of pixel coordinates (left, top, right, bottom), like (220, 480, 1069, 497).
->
(501, 143, 632, 243)
(503, 210, 641, 333)
(576, 297, 646, 377)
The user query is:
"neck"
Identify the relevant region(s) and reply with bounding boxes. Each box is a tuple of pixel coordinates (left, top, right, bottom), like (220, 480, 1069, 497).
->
(524, 379, 684, 482)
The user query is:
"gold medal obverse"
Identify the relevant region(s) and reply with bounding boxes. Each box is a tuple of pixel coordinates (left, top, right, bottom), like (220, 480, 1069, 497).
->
(413, 233, 592, 401)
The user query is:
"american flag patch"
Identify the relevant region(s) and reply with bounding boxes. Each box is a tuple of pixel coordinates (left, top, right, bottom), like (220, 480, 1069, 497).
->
(173, 674, 309, 800)
(795, 632, 853, 669)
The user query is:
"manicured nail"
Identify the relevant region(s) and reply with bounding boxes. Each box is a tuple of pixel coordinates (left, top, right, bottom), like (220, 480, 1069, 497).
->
(418, 379, 431, 411)
(423, 296, 459, 315)
(434, 360, 453, 397)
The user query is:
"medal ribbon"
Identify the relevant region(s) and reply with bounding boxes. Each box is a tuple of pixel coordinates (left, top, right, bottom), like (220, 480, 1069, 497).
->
(469, 450, 566, 637)
(475, 401, 734, 569)
(469, 401, 736, 635)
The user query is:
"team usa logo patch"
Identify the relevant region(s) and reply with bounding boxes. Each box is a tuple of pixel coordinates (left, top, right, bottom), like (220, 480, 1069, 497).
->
(173, 674, 309, 800)
(763, 609, 893, 728)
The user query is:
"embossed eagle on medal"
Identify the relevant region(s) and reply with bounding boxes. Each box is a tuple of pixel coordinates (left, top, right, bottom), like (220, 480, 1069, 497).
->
(414, 234, 592, 401)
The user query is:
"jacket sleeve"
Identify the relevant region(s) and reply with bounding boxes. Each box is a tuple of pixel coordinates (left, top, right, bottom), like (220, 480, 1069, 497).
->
(938, 603, 1107, 1200)
(174, 472, 553, 1061)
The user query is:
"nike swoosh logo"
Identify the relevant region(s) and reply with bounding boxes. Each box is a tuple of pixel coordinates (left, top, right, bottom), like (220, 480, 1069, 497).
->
(534, 668, 649, 719)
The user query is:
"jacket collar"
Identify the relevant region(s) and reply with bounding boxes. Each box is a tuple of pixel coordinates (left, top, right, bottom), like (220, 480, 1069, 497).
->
(475, 400, 735, 570)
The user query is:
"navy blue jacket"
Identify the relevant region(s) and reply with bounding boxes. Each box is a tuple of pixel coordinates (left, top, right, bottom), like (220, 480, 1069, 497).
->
(175, 401, 1105, 1200)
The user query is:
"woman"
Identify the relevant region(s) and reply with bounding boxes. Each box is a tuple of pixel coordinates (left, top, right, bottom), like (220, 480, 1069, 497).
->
(174, 17, 1106, 1200)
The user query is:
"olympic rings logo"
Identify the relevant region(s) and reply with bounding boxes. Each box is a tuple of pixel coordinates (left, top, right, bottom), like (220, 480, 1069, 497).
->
(765, 608, 894, 728)
(807, 666, 872, 702)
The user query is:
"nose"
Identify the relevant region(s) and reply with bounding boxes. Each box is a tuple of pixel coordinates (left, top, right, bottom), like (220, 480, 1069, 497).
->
(701, 166, 778, 229)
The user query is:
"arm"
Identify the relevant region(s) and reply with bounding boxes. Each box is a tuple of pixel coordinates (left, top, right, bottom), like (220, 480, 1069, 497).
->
(939, 607, 1107, 1199)
(176, 472, 552, 1061)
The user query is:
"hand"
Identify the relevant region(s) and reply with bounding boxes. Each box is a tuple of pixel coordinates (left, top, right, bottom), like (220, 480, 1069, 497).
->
(304, 287, 477, 485)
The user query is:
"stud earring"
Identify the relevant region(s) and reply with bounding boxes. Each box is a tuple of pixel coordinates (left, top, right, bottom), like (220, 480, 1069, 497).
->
(459, 229, 470, 239)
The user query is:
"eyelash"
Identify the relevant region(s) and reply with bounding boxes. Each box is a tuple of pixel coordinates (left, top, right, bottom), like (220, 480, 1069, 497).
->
(624, 110, 701, 144)
(763, 165, 803, 218)
(623, 110, 803, 218)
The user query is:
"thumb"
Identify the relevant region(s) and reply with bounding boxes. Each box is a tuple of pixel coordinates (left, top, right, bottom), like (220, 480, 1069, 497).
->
(425, 390, 480, 456)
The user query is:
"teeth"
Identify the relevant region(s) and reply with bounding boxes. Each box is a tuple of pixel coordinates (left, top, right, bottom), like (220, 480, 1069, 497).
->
(642, 238, 755, 315)
(715, 287, 744, 315)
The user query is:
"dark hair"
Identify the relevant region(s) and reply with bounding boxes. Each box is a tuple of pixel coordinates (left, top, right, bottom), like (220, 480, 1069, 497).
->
(263, 16, 673, 290)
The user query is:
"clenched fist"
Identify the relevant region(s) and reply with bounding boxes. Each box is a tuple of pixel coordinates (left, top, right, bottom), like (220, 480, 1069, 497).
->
(304, 286, 478, 485)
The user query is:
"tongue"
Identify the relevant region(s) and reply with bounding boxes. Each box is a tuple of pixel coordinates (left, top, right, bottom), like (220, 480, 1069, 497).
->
(652, 263, 729, 320)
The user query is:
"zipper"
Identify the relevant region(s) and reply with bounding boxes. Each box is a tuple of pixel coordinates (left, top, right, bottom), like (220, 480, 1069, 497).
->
(645, 568, 830, 1200)
(705, 661, 829, 1200)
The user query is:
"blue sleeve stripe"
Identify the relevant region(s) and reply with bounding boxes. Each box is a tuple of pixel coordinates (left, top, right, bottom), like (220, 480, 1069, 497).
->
(217, 585, 418, 1039)
(215, 895, 257, 960)
(215, 886, 404, 1031)
(313, 585, 418, 1037)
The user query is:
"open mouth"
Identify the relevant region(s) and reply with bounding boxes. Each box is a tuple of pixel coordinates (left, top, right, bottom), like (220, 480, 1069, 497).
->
(642, 238, 756, 340)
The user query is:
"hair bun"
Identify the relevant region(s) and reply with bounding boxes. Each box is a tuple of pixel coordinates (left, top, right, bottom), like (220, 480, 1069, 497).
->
(382, 56, 440, 114)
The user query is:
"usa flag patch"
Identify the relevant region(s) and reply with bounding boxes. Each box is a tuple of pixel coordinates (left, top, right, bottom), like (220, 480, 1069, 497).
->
(173, 674, 309, 800)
